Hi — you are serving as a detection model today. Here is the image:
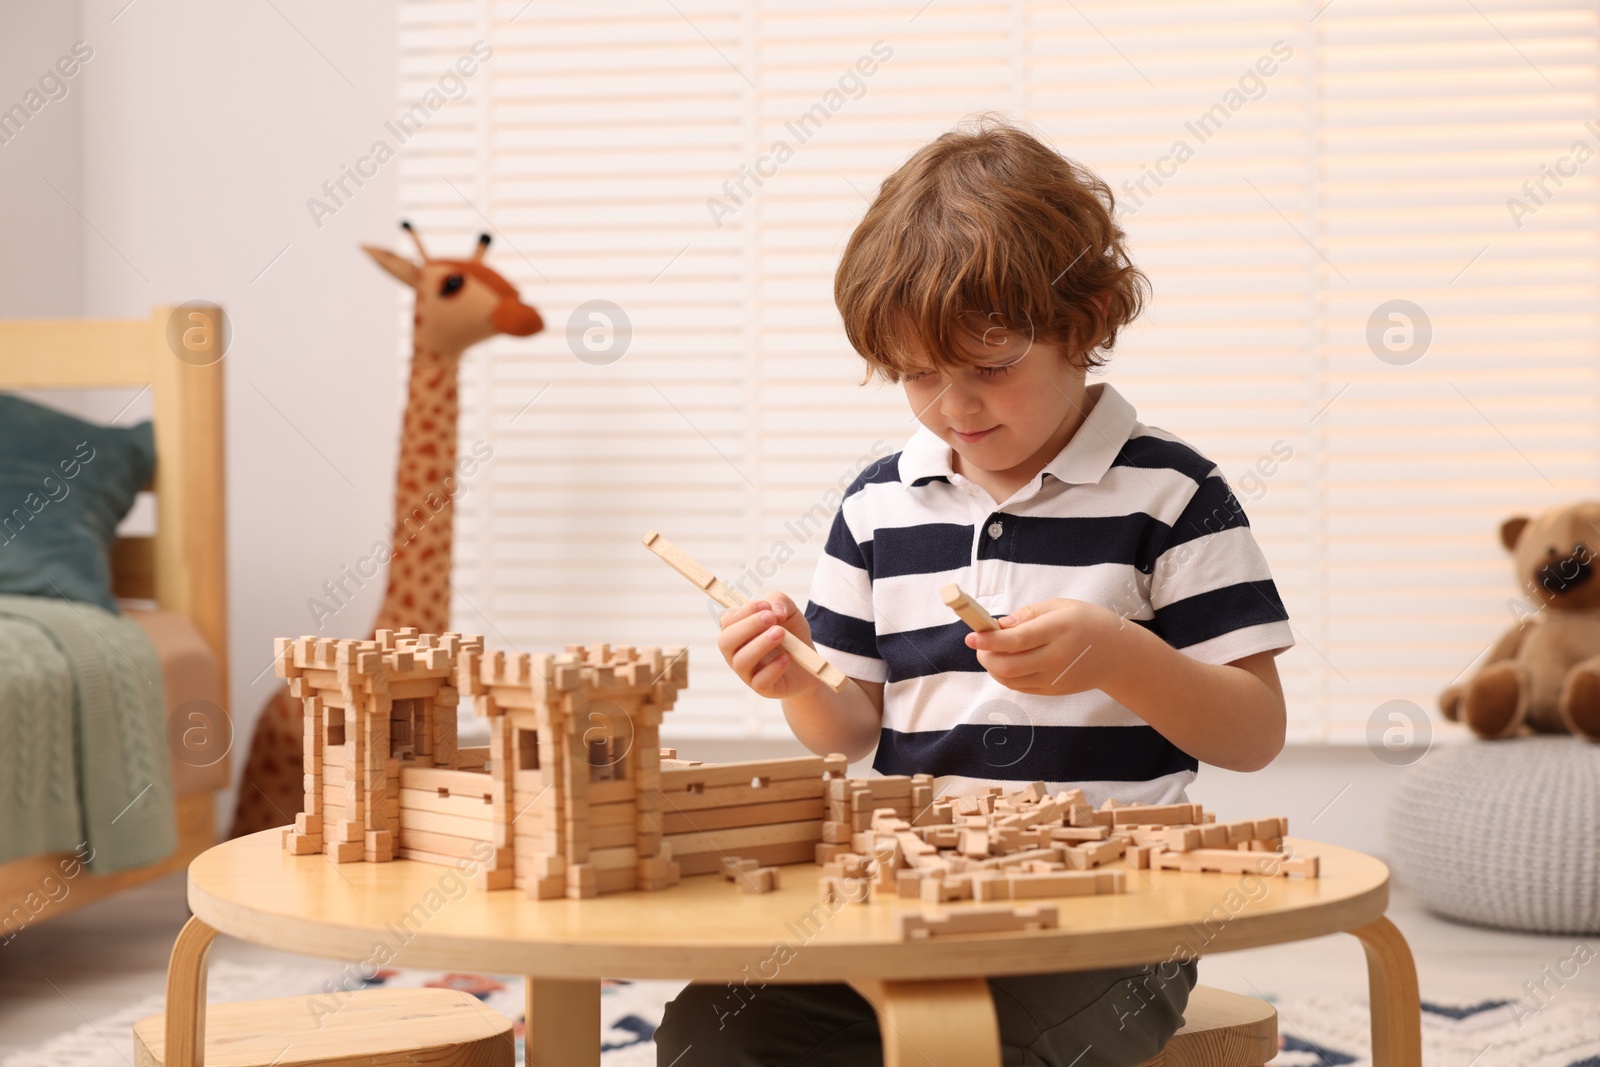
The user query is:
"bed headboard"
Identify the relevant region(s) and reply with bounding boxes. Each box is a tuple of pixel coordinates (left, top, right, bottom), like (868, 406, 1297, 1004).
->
(0, 306, 228, 697)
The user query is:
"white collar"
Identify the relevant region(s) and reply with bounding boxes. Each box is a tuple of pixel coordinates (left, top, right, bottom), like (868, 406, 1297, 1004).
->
(897, 381, 1139, 490)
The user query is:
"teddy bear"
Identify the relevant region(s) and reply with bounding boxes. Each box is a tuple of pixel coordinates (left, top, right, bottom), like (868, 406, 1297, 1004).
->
(1439, 503, 1600, 741)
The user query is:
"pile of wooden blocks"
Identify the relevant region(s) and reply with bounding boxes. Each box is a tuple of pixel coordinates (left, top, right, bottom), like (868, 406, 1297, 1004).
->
(817, 781, 1317, 918)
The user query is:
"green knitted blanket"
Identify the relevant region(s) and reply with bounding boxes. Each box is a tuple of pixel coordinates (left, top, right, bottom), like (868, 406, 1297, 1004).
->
(0, 594, 175, 872)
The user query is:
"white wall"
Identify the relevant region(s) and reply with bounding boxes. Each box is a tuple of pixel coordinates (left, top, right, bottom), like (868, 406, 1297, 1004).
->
(70, 0, 406, 823)
(0, 0, 85, 317)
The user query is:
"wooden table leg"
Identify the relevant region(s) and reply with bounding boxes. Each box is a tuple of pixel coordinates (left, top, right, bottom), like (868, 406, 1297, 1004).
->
(163, 915, 219, 1067)
(1348, 915, 1422, 1067)
(850, 977, 1001, 1067)
(524, 978, 600, 1067)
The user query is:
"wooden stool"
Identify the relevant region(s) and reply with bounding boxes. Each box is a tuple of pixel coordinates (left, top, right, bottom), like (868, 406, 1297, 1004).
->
(134, 987, 514, 1067)
(1135, 986, 1278, 1067)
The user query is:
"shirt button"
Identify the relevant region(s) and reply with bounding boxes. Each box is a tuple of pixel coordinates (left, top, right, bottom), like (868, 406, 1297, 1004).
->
(988, 521, 1004, 539)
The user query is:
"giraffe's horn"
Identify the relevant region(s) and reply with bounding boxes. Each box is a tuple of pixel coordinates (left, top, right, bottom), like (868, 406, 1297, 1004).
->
(472, 232, 491, 262)
(399, 220, 429, 261)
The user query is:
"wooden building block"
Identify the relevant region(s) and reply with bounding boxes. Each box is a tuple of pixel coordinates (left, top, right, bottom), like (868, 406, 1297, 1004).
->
(1152, 847, 1320, 878)
(566, 863, 598, 899)
(1063, 839, 1122, 869)
(1157, 827, 1204, 853)
(819, 875, 871, 905)
(823, 852, 869, 879)
(1106, 803, 1203, 827)
(1048, 826, 1109, 843)
(896, 903, 1059, 940)
(1124, 843, 1157, 869)
(741, 867, 780, 894)
(895, 870, 928, 898)
(1059, 790, 1096, 827)
(971, 871, 1008, 902)
(329, 840, 364, 863)
(976, 847, 1063, 870)
(283, 829, 322, 855)
(643, 531, 848, 691)
(674, 840, 815, 876)
(1007, 869, 1124, 898)
(661, 756, 833, 793)
(940, 583, 1000, 632)
(364, 830, 393, 861)
(920, 874, 973, 904)
(816, 842, 851, 864)
(528, 875, 566, 900)
(660, 797, 825, 836)
(721, 856, 760, 883)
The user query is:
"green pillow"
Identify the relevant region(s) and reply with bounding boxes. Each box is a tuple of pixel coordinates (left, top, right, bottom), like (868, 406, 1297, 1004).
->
(0, 395, 156, 613)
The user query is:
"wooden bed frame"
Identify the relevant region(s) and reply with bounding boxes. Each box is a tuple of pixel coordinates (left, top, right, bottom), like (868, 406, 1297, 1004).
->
(0, 305, 228, 930)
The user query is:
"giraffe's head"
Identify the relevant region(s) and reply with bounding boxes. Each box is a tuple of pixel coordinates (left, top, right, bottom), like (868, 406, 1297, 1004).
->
(363, 222, 544, 355)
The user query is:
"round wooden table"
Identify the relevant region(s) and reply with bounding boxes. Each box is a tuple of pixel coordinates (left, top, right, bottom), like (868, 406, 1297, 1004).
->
(167, 830, 1421, 1067)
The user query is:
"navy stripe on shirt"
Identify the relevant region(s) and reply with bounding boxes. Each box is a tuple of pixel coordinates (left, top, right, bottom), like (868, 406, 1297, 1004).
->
(804, 602, 879, 661)
(1154, 579, 1288, 650)
(871, 522, 973, 579)
(1111, 434, 1217, 486)
(874, 723, 1200, 782)
(980, 512, 1172, 573)
(1164, 474, 1249, 551)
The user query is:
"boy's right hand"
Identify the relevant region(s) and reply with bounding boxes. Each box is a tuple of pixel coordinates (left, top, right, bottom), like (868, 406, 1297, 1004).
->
(717, 591, 823, 699)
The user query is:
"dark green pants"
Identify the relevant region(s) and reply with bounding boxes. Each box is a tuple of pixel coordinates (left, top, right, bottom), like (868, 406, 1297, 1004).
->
(655, 958, 1198, 1066)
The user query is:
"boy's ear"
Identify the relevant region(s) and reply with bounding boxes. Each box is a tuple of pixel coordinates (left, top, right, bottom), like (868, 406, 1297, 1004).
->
(362, 245, 420, 286)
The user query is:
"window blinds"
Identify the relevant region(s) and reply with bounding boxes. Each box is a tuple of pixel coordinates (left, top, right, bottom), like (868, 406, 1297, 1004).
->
(399, 0, 1600, 743)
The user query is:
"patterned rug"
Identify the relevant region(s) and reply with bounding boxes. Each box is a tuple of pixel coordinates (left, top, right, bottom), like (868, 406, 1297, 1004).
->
(5, 961, 1600, 1067)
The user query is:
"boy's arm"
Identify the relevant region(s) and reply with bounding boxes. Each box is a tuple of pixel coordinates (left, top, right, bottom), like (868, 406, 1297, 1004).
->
(967, 600, 1287, 772)
(1098, 630, 1286, 773)
(781, 676, 884, 764)
(718, 594, 885, 762)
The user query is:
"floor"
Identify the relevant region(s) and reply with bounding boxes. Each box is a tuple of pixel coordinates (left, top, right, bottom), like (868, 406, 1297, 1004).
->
(1, 868, 1594, 1058)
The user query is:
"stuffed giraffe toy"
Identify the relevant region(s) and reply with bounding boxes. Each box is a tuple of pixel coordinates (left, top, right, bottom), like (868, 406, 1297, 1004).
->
(229, 223, 543, 838)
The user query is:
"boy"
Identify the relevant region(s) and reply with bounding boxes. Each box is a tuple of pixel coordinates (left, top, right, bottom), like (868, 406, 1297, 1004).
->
(655, 118, 1293, 1067)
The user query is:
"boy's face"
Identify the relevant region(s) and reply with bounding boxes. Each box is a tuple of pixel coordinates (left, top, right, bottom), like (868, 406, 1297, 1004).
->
(900, 329, 1089, 477)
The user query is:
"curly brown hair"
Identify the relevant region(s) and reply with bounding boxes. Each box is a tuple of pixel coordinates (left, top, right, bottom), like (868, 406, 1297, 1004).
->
(834, 115, 1148, 382)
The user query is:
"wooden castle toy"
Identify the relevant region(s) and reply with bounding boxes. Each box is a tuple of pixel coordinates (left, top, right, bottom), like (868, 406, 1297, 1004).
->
(276, 628, 1313, 916)
(276, 628, 847, 899)
(278, 628, 694, 898)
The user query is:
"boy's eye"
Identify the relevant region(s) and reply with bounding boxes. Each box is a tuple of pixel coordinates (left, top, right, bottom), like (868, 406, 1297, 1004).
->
(903, 370, 934, 383)
(975, 363, 1013, 379)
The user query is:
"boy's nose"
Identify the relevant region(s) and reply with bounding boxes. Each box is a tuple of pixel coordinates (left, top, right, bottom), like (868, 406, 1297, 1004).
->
(940, 386, 983, 419)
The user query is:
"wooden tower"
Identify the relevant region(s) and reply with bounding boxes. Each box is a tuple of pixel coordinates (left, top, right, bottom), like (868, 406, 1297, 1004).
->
(277, 629, 486, 864)
(457, 642, 690, 899)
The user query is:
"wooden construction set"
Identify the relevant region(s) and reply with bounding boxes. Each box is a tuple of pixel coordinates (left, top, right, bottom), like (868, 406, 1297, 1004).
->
(273, 533, 1309, 930)
(275, 625, 1316, 938)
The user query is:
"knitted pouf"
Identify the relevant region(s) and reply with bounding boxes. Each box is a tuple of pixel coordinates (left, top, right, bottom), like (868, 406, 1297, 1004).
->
(1386, 736, 1600, 935)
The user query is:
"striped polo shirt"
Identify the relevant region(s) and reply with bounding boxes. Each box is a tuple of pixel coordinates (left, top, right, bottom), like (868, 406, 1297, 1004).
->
(804, 381, 1294, 807)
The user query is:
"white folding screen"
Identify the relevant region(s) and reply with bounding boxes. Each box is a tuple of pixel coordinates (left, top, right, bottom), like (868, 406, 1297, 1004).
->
(399, 0, 1600, 743)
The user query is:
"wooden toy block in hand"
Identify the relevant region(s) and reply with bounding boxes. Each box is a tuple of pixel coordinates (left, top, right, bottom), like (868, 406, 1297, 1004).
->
(643, 530, 849, 691)
(941, 583, 1000, 632)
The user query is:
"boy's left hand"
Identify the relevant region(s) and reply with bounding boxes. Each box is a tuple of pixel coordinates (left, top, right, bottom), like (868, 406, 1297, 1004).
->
(964, 598, 1126, 695)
